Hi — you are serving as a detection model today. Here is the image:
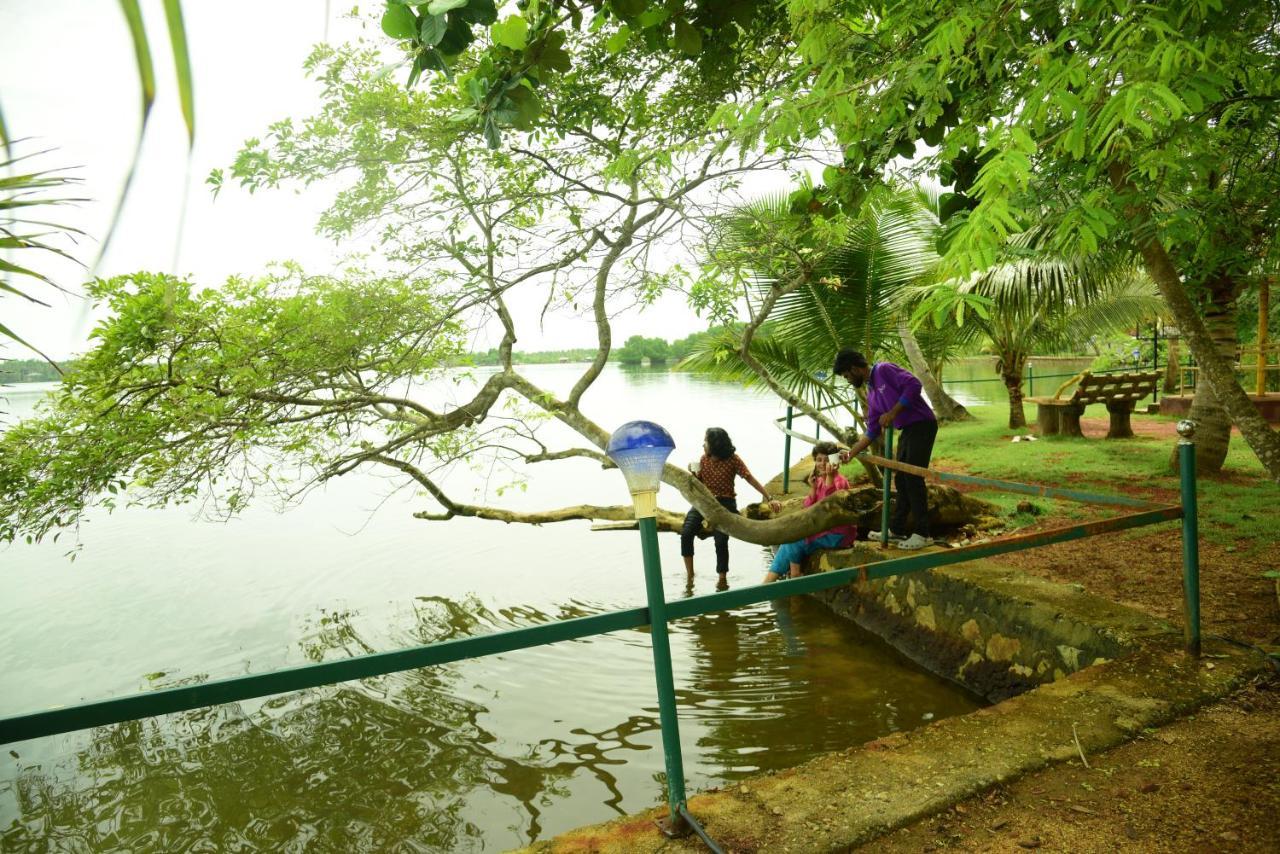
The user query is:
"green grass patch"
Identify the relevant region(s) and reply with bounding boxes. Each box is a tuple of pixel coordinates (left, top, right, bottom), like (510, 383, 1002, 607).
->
(931, 405, 1276, 557)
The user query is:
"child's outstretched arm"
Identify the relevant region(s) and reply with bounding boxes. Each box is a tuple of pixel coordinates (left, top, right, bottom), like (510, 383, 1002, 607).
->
(737, 461, 780, 510)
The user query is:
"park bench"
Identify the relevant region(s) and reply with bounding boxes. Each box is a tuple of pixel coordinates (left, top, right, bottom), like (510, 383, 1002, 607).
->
(1028, 370, 1160, 439)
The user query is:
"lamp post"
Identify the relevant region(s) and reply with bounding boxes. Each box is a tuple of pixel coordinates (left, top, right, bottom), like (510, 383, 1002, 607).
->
(606, 420, 689, 836)
(1177, 419, 1201, 657)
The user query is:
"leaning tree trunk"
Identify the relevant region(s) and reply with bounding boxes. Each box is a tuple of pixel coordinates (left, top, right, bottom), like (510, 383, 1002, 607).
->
(898, 317, 972, 422)
(1110, 162, 1280, 482)
(999, 352, 1028, 429)
(1169, 281, 1239, 473)
(1163, 335, 1180, 393)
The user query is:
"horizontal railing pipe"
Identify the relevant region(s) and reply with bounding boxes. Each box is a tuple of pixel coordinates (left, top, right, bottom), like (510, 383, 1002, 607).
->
(0, 606, 649, 745)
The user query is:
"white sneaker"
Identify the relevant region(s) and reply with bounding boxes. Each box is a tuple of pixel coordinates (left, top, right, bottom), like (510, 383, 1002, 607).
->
(895, 533, 931, 550)
(867, 529, 903, 541)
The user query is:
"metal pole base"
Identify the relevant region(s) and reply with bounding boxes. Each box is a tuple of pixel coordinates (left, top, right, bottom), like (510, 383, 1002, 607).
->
(655, 814, 692, 838)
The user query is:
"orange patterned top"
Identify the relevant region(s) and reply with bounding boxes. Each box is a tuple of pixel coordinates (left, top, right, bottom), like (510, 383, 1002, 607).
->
(698, 453, 751, 498)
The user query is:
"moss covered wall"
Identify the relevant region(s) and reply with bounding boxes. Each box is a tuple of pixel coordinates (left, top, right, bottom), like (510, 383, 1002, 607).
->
(804, 547, 1143, 702)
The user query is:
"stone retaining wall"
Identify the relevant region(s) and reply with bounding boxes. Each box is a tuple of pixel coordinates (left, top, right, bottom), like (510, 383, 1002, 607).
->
(809, 546, 1159, 702)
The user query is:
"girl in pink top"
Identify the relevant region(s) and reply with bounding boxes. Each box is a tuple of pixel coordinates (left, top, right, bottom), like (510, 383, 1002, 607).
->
(763, 442, 858, 583)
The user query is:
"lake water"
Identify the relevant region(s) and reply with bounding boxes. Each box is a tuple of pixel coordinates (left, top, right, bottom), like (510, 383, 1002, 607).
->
(0, 364, 989, 851)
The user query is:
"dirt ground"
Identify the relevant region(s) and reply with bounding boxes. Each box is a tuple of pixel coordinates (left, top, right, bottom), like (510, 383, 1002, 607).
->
(874, 413, 1280, 852)
(988, 415, 1279, 650)
(854, 673, 1280, 853)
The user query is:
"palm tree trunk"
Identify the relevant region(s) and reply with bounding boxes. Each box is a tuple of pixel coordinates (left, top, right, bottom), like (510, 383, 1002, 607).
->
(1163, 335, 1180, 393)
(1169, 281, 1238, 473)
(1000, 352, 1028, 429)
(898, 317, 972, 422)
(1110, 162, 1280, 482)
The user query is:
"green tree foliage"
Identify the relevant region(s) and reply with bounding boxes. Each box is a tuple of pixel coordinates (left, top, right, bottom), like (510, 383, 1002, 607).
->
(428, 0, 1280, 480)
(1, 36, 853, 549)
(0, 266, 464, 544)
(615, 334, 670, 365)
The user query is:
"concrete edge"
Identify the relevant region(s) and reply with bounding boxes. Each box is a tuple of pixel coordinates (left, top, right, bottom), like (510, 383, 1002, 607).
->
(519, 585, 1271, 853)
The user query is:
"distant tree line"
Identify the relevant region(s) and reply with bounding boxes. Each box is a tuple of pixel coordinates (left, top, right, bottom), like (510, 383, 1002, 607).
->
(467, 326, 743, 368)
(0, 359, 72, 384)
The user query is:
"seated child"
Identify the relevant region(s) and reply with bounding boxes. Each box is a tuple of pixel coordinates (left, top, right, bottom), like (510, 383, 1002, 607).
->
(763, 441, 857, 583)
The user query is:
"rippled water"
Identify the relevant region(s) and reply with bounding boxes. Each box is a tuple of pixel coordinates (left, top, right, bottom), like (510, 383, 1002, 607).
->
(1, 365, 981, 851)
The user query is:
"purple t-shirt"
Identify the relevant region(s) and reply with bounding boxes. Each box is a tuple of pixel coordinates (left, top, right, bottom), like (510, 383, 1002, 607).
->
(863, 361, 936, 441)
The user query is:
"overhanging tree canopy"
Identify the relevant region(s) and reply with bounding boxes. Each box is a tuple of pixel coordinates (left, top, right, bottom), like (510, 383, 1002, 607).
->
(416, 0, 1280, 481)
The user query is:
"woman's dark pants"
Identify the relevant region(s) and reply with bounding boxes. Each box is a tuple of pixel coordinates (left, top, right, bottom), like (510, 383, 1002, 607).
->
(891, 419, 938, 538)
(680, 497, 739, 574)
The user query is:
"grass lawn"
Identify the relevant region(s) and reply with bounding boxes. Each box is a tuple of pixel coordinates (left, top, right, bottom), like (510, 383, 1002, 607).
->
(929, 405, 1277, 559)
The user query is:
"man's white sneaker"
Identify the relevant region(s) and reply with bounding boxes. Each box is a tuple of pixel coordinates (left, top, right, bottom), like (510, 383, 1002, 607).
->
(895, 533, 931, 550)
(867, 529, 903, 541)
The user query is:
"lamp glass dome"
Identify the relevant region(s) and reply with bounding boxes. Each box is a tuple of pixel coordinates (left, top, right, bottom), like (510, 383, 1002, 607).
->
(607, 420, 676, 494)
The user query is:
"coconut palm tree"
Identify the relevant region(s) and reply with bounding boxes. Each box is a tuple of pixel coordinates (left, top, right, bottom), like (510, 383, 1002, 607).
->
(0, 145, 86, 366)
(906, 236, 1165, 429)
(679, 184, 972, 428)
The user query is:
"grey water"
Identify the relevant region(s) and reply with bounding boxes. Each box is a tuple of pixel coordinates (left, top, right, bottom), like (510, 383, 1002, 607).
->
(0, 364, 985, 851)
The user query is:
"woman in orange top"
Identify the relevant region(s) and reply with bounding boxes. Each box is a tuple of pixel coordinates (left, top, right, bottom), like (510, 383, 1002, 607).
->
(681, 427, 777, 590)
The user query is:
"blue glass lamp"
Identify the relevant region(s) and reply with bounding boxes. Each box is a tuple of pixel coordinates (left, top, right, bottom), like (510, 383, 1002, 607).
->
(606, 420, 676, 519)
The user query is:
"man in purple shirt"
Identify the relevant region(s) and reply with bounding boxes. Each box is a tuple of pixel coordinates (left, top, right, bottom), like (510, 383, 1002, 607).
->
(832, 349, 938, 550)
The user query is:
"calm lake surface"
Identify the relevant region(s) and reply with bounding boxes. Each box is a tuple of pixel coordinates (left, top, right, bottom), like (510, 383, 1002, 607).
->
(0, 363, 1010, 851)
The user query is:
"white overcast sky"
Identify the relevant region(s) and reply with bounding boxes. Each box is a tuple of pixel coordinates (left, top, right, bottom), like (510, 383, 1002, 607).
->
(2, 0, 756, 360)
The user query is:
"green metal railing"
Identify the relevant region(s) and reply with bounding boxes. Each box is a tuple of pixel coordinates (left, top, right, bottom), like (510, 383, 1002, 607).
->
(0, 424, 1203, 846)
(777, 365, 1156, 494)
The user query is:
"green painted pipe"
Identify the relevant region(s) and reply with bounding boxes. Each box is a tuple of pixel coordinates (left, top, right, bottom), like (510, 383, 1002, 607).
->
(1, 605, 648, 744)
(1178, 434, 1201, 657)
(1, 499, 1182, 747)
(638, 514, 688, 828)
(782, 406, 794, 494)
(881, 427, 894, 547)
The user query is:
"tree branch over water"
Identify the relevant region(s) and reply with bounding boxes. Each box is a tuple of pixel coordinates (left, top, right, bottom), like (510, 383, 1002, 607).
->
(0, 38, 869, 548)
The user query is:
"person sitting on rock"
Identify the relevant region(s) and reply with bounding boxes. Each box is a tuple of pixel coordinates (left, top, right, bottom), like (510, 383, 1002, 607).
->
(763, 442, 858, 583)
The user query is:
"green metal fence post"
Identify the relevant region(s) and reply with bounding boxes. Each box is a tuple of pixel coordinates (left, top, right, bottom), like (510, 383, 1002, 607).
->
(881, 427, 894, 548)
(1176, 420, 1202, 658)
(782, 406, 793, 494)
(1027, 363, 1034, 397)
(638, 514, 689, 833)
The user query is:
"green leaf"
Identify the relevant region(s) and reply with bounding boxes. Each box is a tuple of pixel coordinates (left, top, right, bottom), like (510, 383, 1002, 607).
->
(437, 14, 474, 55)
(672, 19, 702, 56)
(458, 0, 497, 25)
(0, 100, 10, 159)
(482, 115, 502, 149)
(505, 84, 541, 131)
(491, 15, 528, 50)
(102, 0, 157, 271)
(161, 0, 194, 147)
(637, 8, 670, 28)
(535, 31, 571, 74)
(381, 3, 418, 39)
(611, 0, 646, 17)
(605, 25, 632, 54)
(420, 13, 448, 45)
(427, 0, 467, 14)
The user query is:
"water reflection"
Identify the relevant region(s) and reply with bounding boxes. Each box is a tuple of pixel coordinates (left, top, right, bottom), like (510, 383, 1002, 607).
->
(2, 594, 979, 851)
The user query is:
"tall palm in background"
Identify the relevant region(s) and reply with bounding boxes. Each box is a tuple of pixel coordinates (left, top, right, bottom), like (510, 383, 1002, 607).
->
(0, 145, 84, 366)
(679, 186, 968, 440)
(906, 231, 1165, 429)
(0, 0, 193, 368)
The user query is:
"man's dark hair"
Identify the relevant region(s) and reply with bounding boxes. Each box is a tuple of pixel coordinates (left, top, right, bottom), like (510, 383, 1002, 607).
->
(704, 427, 736, 460)
(832, 349, 869, 376)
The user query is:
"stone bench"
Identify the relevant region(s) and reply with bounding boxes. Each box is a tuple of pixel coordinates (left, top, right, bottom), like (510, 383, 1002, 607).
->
(1028, 370, 1160, 438)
